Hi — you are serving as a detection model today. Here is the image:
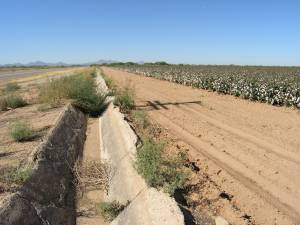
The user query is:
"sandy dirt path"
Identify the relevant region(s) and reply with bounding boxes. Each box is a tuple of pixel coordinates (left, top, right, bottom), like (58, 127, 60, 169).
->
(102, 67, 300, 225)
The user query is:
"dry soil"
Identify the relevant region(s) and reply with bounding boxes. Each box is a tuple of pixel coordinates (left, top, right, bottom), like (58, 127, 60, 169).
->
(102, 67, 300, 225)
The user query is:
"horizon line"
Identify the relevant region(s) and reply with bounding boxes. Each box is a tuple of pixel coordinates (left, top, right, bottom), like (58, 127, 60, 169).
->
(1, 60, 300, 68)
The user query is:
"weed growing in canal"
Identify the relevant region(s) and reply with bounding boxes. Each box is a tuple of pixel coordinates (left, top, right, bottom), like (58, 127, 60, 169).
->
(97, 201, 128, 222)
(39, 69, 107, 116)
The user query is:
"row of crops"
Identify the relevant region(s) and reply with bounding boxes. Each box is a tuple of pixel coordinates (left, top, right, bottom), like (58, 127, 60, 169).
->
(114, 65, 300, 108)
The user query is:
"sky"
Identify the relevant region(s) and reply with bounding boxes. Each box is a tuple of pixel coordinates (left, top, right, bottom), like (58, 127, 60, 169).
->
(0, 0, 300, 66)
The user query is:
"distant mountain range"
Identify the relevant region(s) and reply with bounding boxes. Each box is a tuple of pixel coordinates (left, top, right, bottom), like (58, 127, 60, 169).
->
(0, 59, 137, 67)
(1, 61, 70, 67)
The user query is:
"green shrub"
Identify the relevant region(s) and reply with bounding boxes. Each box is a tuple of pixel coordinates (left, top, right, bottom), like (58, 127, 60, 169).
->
(101, 70, 135, 111)
(161, 152, 189, 195)
(5, 83, 20, 92)
(64, 74, 107, 116)
(100, 72, 117, 96)
(0, 165, 32, 185)
(73, 92, 106, 116)
(97, 201, 126, 222)
(10, 121, 34, 142)
(0, 97, 8, 111)
(114, 87, 135, 112)
(0, 95, 26, 111)
(0, 88, 5, 96)
(102, 74, 114, 89)
(39, 71, 107, 116)
(6, 95, 26, 109)
(38, 74, 79, 106)
(136, 139, 164, 187)
(136, 139, 189, 195)
(90, 70, 97, 78)
(132, 110, 150, 130)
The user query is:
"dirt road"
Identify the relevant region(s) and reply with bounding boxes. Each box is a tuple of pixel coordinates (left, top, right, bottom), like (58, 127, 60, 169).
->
(0, 67, 85, 80)
(0, 68, 72, 80)
(102, 67, 300, 225)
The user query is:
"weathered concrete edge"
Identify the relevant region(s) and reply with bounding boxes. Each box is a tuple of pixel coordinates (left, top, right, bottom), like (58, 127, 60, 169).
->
(0, 104, 87, 225)
(95, 71, 109, 95)
(97, 69, 185, 225)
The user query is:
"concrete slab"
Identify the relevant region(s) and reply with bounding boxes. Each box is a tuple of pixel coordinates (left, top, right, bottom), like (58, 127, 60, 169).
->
(95, 70, 109, 95)
(110, 188, 184, 225)
(100, 103, 147, 204)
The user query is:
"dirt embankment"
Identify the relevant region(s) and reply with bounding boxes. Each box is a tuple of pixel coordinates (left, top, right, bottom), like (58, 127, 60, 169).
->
(0, 70, 71, 202)
(102, 67, 300, 225)
(0, 105, 87, 225)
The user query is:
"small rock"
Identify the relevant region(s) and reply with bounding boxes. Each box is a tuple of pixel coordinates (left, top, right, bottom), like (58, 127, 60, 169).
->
(215, 216, 230, 225)
(190, 162, 200, 172)
(219, 191, 233, 201)
(242, 214, 251, 220)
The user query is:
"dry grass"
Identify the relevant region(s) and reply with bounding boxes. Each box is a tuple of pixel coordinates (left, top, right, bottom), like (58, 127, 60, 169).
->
(74, 160, 111, 196)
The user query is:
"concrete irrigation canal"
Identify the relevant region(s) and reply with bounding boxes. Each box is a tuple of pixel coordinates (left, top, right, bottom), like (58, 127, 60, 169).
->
(0, 71, 185, 225)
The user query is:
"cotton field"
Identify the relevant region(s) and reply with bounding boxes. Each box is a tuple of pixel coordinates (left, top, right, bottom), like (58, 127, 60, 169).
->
(118, 65, 300, 108)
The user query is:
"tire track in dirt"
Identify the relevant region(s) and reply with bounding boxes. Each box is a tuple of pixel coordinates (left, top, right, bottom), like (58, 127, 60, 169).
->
(148, 107, 300, 224)
(182, 104, 300, 164)
(136, 87, 300, 223)
(140, 83, 300, 194)
(148, 90, 299, 171)
(138, 77, 300, 165)
(102, 67, 300, 225)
